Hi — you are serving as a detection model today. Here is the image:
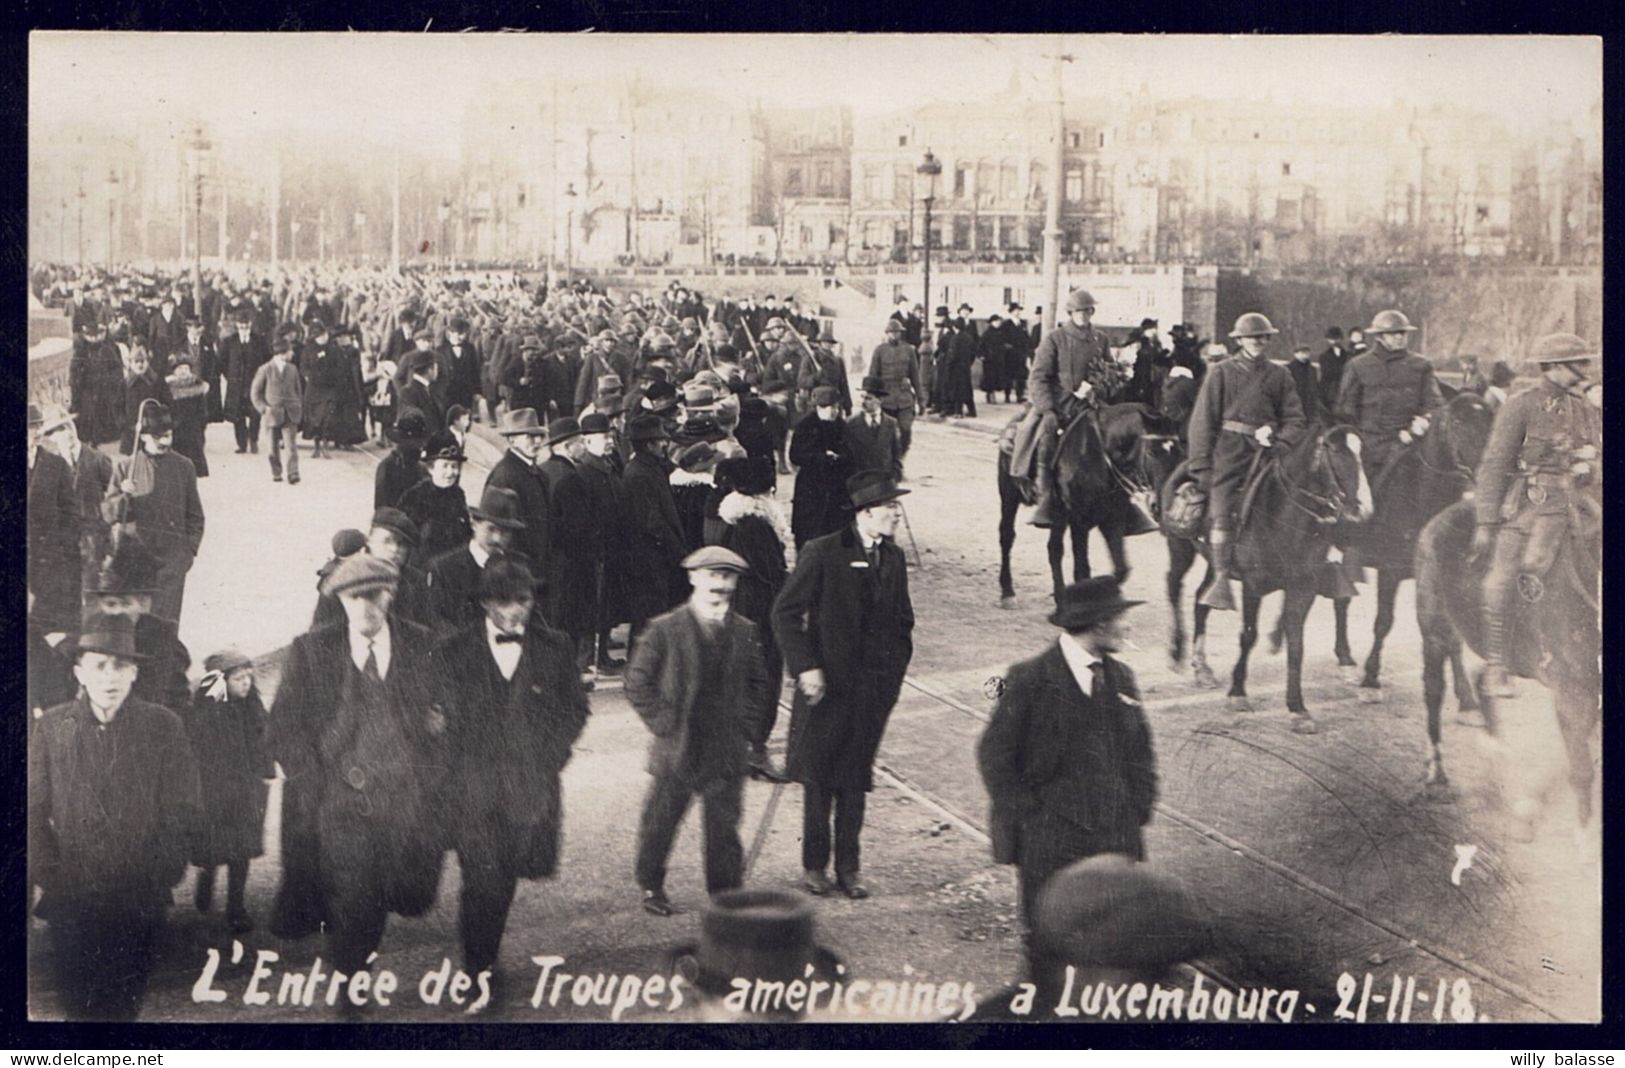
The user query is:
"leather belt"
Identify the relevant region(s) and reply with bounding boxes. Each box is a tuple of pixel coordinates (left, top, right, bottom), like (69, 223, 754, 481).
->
(1221, 420, 1260, 435)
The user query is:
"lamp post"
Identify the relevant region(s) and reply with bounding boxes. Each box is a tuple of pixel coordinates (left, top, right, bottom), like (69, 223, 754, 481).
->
(438, 196, 452, 270)
(187, 125, 210, 309)
(76, 179, 86, 265)
(290, 220, 302, 263)
(563, 182, 578, 271)
(916, 150, 942, 324)
(59, 196, 67, 261)
(105, 169, 119, 264)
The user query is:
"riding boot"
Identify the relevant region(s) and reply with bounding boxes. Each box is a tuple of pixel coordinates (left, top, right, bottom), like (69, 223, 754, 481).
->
(1200, 531, 1237, 611)
(1029, 464, 1059, 529)
(1480, 611, 1514, 697)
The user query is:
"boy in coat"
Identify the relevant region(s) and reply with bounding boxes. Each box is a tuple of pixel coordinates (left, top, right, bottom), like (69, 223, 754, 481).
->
(432, 557, 589, 1011)
(976, 577, 1158, 937)
(625, 546, 770, 917)
(250, 339, 305, 484)
(772, 471, 915, 899)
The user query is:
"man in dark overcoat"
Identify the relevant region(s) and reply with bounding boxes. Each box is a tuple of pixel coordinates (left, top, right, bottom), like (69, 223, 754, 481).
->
(29, 613, 202, 1021)
(374, 409, 430, 510)
(484, 407, 553, 578)
(433, 557, 589, 1010)
(219, 309, 269, 454)
(426, 485, 528, 634)
(539, 417, 599, 678)
(622, 415, 691, 648)
(29, 404, 81, 632)
(437, 316, 484, 419)
(788, 386, 854, 550)
(976, 577, 1158, 934)
(102, 403, 205, 627)
(267, 556, 449, 996)
(397, 349, 446, 434)
(772, 472, 914, 899)
(625, 547, 770, 917)
(578, 412, 631, 674)
(68, 320, 124, 449)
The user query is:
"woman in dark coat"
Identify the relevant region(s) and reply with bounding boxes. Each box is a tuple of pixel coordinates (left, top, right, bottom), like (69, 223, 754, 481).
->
(181, 649, 272, 933)
(734, 396, 775, 461)
(397, 431, 472, 566)
(669, 442, 719, 555)
(119, 344, 174, 455)
(70, 327, 126, 448)
(299, 331, 352, 453)
(164, 348, 211, 477)
(788, 387, 854, 550)
(621, 416, 690, 640)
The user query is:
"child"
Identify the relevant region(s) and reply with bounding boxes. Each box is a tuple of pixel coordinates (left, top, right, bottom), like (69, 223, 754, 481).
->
(182, 649, 273, 934)
(365, 353, 399, 445)
(446, 403, 472, 455)
(311, 528, 369, 629)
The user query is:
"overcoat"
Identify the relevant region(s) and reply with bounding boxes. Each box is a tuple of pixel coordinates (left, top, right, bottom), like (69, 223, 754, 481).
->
(1334, 347, 1445, 474)
(105, 450, 205, 626)
(622, 452, 690, 621)
(219, 331, 270, 416)
(397, 376, 445, 433)
(484, 449, 553, 575)
(579, 452, 631, 626)
(28, 448, 81, 630)
(69, 338, 127, 446)
(772, 525, 914, 791)
(844, 411, 903, 482)
(266, 618, 449, 940)
(397, 478, 472, 566)
(374, 447, 427, 510)
(431, 620, 590, 878)
(540, 454, 598, 634)
(788, 413, 854, 547)
(119, 370, 174, 455)
(180, 685, 273, 865)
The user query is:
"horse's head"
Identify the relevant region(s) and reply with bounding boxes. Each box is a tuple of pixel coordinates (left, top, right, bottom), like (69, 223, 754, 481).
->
(1314, 426, 1374, 524)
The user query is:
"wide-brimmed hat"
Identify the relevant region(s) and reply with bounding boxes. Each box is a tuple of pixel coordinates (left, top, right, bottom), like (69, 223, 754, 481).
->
(1046, 576, 1144, 631)
(72, 612, 146, 662)
(859, 375, 889, 398)
(469, 485, 528, 530)
(846, 470, 909, 512)
(387, 409, 431, 446)
(37, 404, 76, 435)
(627, 414, 671, 443)
(667, 890, 841, 1010)
(546, 417, 582, 445)
(422, 430, 466, 463)
(89, 535, 161, 595)
(1034, 856, 1210, 973)
(320, 555, 400, 599)
(496, 408, 546, 437)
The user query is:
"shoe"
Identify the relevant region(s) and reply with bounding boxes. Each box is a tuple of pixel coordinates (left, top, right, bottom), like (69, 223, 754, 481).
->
(234, 446, 247, 455)
(228, 909, 254, 935)
(802, 869, 835, 896)
(1480, 663, 1514, 699)
(250, 442, 259, 454)
(579, 672, 596, 693)
(194, 873, 213, 914)
(837, 873, 870, 900)
(595, 656, 625, 676)
(747, 747, 789, 783)
(288, 475, 300, 485)
(272, 472, 283, 482)
(642, 889, 673, 917)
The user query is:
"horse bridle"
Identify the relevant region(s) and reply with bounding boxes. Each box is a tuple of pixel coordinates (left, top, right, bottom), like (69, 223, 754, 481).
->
(1272, 432, 1358, 525)
(1414, 405, 1478, 484)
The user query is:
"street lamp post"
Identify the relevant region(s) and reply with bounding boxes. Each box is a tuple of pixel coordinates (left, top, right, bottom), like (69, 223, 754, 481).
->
(564, 182, 578, 272)
(917, 150, 942, 325)
(290, 220, 302, 263)
(105, 169, 119, 264)
(187, 125, 210, 311)
(438, 196, 452, 270)
(59, 196, 67, 261)
(76, 180, 86, 265)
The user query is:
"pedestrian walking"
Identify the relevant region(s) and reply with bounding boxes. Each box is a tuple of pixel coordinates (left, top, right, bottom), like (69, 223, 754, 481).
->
(250, 340, 305, 484)
(788, 386, 854, 550)
(102, 402, 205, 628)
(397, 430, 472, 565)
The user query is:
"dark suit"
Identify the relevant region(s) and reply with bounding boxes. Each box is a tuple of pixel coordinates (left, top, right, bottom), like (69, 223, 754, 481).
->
(28, 448, 80, 630)
(484, 450, 552, 580)
(773, 525, 913, 877)
(219, 330, 270, 450)
(425, 544, 498, 634)
(844, 411, 903, 482)
(977, 642, 1157, 926)
(540, 454, 597, 640)
(397, 375, 445, 433)
(433, 620, 589, 973)
(436, 340, 484, 413)
(105, 450, 205, 626)
(622, 452, 690, 630)
(267, 618, 449, 971)
(625, 604, 769, 894)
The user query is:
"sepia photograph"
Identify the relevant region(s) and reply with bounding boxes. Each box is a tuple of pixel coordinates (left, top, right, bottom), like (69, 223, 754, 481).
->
(22, 30, 1603, 1030)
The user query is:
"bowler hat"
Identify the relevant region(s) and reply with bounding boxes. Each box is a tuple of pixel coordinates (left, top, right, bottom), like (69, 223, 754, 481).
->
(1046, 577, 1144, 631)
(89, 535, 161, 595)
(321, 555, 400, 599)
(667, 890, 840, 1007)
(579, 412, 612, 435)
(812, 385, 840, 407)
(422, 430, 466, 463)
(546, 417, 582, 445)
(369, 507, 419, 547)
(469, 485, 528, 530)
(401, 350, 438, 377)
(137, 400, 174, 436)
(681, 545, 748, 573)
(628, 414, 670, 443)
(73, 612, 146, 662)
(846, 470, 909, 511)
(448, 316, 470, 334)
(859, 375, 889, 397)
(496, 408, 545, 436)
(1034, 857, 1209, 972)
(387, 409, 431, 445)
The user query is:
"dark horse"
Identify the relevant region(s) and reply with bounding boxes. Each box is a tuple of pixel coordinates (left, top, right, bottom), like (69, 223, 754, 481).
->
(1272, 392, 1496, 711)
(997, 403, 1180, 603)
(1415, 497, 1601, 829)
(1161, 426, 1372, 732)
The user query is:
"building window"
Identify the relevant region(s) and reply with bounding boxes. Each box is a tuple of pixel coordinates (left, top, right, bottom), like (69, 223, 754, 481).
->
(864, 220, 883, 248)
(1065, 169, 1083, 204)
(894, 225, 910, 248)
(1097, 130, 1106, 148)
(953, 216, 971, 249)
(898, 133, 909, 148)
(1029, 162, 1046, 202)
(1000, 161, 1018, 200)
(800, 225, 814, 246)
(863, 164, 883, 201)
(785, 167, 803, 196)
(894, 161, 914, 201)
(955, 164, 969, 198)
(1281, 162, 1291, 177)
(1068, 132, 1081, 149)
(816, 162, 833, 195)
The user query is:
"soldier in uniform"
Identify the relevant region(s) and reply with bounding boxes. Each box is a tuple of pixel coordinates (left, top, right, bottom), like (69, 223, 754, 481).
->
(866, 319, 924, 466)
(1471, 333, 1601, 697)
(1334, 309, 1445, 483)
(1185, 313, 1307, 611)
(1024, 289, 1126, 528)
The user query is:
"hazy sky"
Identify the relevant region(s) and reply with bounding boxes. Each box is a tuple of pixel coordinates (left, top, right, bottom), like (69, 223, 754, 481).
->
(32, 32, 1601, 149)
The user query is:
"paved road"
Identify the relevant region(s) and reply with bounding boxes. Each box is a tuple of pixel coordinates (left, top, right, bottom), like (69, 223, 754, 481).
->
(29, 410, 1600, 1023)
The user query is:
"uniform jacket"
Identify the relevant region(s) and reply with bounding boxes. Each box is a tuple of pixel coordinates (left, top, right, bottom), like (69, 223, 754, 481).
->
(976, 643, 1157, 865)
(1186, 354, 1308, 475)
(788, 413, 854, 545)
(845, 410, 904, 482)
(29, 696, 202, 914)
(622, 451, 690, 621)
(432, 619, 590, 877)
(625, 604, 769, 787)
(1028, 321, 1120, 415)
(773, 525, 914, 791)
(1334, 347, 1444, 460)
(540, 454, 597, 633)
(106, 449, 205, 567)
(251, 358, 305, 427)
(867, 341, 923, 413)
(219, 331, 271, 414)
(28, 447, 81, 629)
(1475, 377, 1602, 532)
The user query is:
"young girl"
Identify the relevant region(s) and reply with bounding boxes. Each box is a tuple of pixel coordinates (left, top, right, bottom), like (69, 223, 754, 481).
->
(183, 649, 273, 933)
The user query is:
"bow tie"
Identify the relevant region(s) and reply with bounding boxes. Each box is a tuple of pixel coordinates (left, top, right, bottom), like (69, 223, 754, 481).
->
(494, 632, 524, 644)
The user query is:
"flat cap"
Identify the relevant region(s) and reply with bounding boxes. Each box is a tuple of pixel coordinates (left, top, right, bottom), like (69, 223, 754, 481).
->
(682, 545, 749, 573)
(320, 555, 401, 599)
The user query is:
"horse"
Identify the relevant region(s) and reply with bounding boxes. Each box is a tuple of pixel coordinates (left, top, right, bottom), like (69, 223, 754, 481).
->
(1414, 497, 1600, 830)
(1161, 426, 1373, 732)
(1268, 391, 1496, 712)
(996, 403, 1179, 604)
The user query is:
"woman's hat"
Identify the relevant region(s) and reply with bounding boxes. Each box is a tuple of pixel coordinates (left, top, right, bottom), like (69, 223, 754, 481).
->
(73, 611, 146, 662)
(203, 648, 253, 676)
(469, 485, 528, 530)
(386, 409, 431, 446)
(422, 430, 466, 463)
(846, 470, 909, 512)
(667, 890, 841, 1013)
(1046, 577, 1144, 631)
(89, 535, 161, 596)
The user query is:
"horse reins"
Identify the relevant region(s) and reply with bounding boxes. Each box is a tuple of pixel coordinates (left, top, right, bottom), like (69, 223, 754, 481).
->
(1270, 435, 1355, 525)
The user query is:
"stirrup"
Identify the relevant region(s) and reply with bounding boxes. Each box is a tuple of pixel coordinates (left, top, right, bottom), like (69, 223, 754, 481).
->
(1199, 574, 1236, 611)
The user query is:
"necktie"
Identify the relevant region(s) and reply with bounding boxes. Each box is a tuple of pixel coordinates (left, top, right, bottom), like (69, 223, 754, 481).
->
(362, 639, 381, 683)
(866, 543, 881, 570)
(494, 632, 523, 645)
(1088, 661, 1105, 699)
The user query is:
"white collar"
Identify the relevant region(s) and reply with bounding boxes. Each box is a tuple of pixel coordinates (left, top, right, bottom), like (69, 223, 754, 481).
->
(347, 624, 392, 677)
(469, 541, 492, 568)
(1057, 632, 1104, 697)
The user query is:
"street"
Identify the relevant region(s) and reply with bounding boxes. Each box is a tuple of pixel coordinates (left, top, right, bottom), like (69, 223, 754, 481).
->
(28, 407, 1600, 1024)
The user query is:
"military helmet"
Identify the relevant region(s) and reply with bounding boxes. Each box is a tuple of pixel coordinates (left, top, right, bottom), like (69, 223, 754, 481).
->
(1366, 309, 1417, 335)
(1529, 332, 1597, 369)
(1065, 289, 1097, 313)
(1228, 313, 1278, 339)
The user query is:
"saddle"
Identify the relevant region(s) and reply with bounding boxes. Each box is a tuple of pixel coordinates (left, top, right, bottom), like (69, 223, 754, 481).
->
(1008, 404, 1094, 482)
(1160, 450, 1276, 544)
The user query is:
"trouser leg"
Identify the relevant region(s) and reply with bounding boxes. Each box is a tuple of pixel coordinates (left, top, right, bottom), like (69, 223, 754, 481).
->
(1482, 532, 1523, 668)
(267, 420, 283, 475)
(283, 424, 300, 480)
(634, 772, 693, 893)
(891, 405, 914, 459)
(801, 783, 834, 872)
(699, 776, 746, 894)
(748, 628, 783, 749)
(324, 866, 389, 976)
(833, 788, 867, 879)
(226, 859, 249, 916)
(50, 907, 162, 1022)
(458, 829, 519, 975)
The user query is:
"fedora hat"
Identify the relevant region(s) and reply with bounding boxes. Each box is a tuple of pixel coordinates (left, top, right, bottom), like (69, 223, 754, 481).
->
(73, 611, 146, 662)
(369, 507, 420, 548)
(37, 404, 76, 435)
(1046, 577, 1144, 631)
(859, 375, 889, 398)
(668, 890, 841, 1011)
(469, 485, 528, 530)
(89, 535, 161, 596)
(846, 470, 909, 512)
(595, 394, 626, 417)
(627, 414, 671, 443)
(579, 412, 612, 435)
(546, 417, 582, 445)
(386, 409, 431, 445)
(496, 408, 546, 437)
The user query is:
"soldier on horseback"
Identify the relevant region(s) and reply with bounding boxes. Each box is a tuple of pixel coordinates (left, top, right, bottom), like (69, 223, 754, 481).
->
(1025, 288, 1126, 528)
(1185, 313, 1307, 611)
(1334, 309, 1445, 484)
(1471, 332, 1601, 698)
